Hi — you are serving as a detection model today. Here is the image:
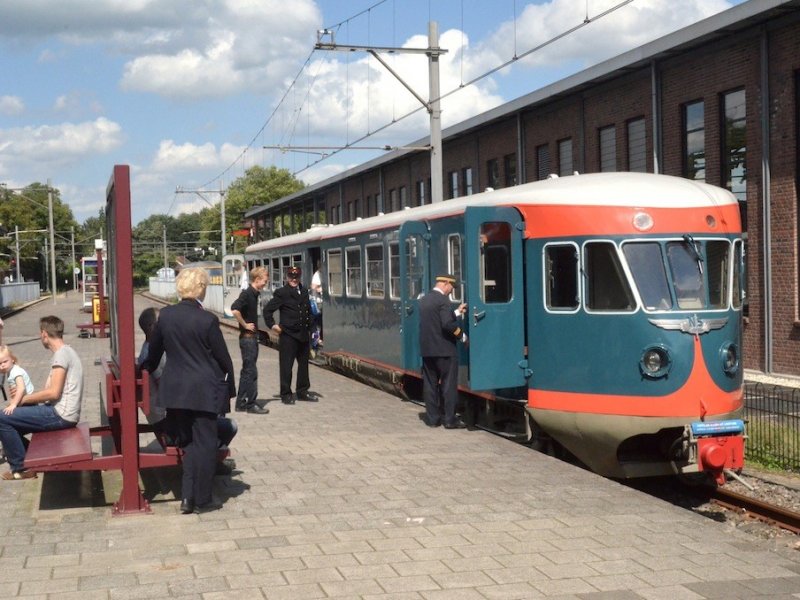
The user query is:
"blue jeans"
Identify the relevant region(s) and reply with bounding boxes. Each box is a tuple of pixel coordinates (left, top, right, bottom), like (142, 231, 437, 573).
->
(0, 404, 75, 472)
(236, 337, 259, 408)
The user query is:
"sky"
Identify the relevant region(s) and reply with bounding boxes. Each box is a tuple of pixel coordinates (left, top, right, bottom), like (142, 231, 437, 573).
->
(0, 0, 746, 225)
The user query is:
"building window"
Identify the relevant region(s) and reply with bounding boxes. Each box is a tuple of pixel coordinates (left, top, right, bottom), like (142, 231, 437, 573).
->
(366, 244, 385, 298)
(504, 153, 517, 186)
(722, 89, 746, 217)
(462, 167, 474, 196)
(683, 100, 705, 181)
(399, 186, 408, 209)
(599, 126, 616, 172)
(627, 118, 647, 172)
(536, 144, 550, 180)
(448, 170, 459, 199)
(365, 195, 373, 217)
(486, 159, 499, 189)
(558, 139, 573, 176)
(389, 189, 398, 212)
(416, 180, 425, 206)
(345, 246, 362, 297)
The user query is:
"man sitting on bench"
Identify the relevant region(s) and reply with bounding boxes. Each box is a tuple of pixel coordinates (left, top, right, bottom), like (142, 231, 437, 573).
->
(0, 316, 84, 480)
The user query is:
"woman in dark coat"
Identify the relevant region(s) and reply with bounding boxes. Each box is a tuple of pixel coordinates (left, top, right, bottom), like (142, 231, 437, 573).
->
(144, 267, 236, 514)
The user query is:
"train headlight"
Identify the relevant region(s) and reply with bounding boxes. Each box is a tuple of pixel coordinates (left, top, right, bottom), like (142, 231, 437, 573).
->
(720, 342, 739, 376)
(640, 346, 671, 378)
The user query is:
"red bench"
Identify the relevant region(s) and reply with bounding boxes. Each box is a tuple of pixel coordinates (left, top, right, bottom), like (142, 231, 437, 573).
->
(24, 422, 92, 471)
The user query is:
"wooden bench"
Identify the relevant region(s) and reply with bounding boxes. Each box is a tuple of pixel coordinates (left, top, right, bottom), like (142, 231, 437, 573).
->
(24, 422, 92, 471)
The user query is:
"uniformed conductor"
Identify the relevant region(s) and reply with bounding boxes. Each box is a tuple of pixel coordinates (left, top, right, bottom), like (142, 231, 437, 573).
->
(263, 266, 314, 404)
(419, 274, 467, 428)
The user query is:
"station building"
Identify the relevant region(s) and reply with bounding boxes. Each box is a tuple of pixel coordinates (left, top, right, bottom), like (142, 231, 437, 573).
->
(245, 0, 800, 378)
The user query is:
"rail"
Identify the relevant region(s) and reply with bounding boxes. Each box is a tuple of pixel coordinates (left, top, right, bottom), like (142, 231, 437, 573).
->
(712, 487, 800, 535)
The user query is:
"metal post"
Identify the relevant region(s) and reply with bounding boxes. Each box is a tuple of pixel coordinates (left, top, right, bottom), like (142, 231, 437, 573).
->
(43, 237, 49, 293)
(428, 21, 443, 204)
(162, 224, 168, 271)
(48, 183, 56, 303)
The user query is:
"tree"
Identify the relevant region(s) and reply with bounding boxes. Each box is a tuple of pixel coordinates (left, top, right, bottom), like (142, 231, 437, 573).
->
(200, 166, 304, 244)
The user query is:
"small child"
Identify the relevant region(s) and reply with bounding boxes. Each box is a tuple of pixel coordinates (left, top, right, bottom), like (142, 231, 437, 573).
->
(0, 345, 34, 415)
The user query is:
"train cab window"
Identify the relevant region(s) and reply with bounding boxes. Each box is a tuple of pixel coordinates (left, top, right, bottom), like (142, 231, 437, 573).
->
(389, 242, 400, 299)
(346, 246, 363, 297)
(545, 244, 578, 310)
(366, 244, 385, 298)
(447, 234, 463, 302)
(327, 249, 343, 296)
(705, 241, 730, 309)
(732, 239, 743, 309)
(479, 222, 511, 303)
(667, 240, 706, 309)
(292, 254, 302, 273)
(281, 256, 291, 283)
(622, 242, 672, 310)
(584, 242, 635, 311)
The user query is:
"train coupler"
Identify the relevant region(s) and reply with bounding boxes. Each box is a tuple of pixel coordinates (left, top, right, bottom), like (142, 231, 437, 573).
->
(687, 420, 746, 485)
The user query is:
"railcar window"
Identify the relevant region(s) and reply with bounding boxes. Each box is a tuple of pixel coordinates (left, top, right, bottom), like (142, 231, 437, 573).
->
(705, 241, 730, 309)
(584, 242, 635, 311)
(667, 242, 706, 309)
(292, 254, 302, 273)
(346, 247, 363, 296)
(405, 238, 424, 299)
(281, 256, 291, 283)
(733, 239, 743, 309)
(366, 244, 384, 298)
(270, 257, 280, 291)
(480, 223, 511, 303)
(545, 244, 578, 310)
(622, 242, 672, 310)
(389, 242, 400, 299)
(447, 234, 463, 302)
(327, 249, 343, 296)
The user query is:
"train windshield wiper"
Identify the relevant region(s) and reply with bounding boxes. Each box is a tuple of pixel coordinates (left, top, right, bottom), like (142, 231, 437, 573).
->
(682, 234, 704, 274)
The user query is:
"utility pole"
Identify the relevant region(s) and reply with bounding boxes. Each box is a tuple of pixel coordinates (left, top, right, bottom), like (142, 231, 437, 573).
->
(162, 224, 168, 271)
(47, 181, 56, 303)
(315, 22, 447, 203)
(14, 225, 20, 283)
(71, 226, 76, 291)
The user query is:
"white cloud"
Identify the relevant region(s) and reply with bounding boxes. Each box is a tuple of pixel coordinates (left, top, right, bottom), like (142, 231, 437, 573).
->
(0, 117, 124, 174)
(0, 96, 25, 116)
(151, 140, 246, 173)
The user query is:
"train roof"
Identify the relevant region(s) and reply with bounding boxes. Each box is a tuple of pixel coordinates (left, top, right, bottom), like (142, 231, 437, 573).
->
(246, 172, 737, 252)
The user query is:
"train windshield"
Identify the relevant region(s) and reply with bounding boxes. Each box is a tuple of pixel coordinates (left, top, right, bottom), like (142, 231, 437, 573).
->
(622, 239, 733, 311)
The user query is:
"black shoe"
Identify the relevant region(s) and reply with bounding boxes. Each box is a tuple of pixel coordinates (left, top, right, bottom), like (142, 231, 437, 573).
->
(215, 462, 234, 476)
(234, 404, 248, 412)
(194, 501, 223, 514)
(296, 393, 318, 402)
(444, 419, 467, 429)
(281, 395, 294, 404)
(180, 499, 194, 514)
(424, 417, 441, 428)
(246, 404, 269, 414)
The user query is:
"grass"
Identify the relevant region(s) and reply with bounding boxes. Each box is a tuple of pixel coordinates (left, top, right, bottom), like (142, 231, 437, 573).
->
(744, 415, 800, 474)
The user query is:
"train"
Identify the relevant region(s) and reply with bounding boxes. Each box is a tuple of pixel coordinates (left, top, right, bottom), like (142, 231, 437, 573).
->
(246, 172, 746, 484)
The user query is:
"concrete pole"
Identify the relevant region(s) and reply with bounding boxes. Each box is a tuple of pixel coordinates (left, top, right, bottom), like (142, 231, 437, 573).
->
(220, 180, 227, 259)
(428, 21, 443, 204)
(47, 182, 56, 303)
(163, 224, 168, 271)
(14, 226, 20, 283)
(71, 226, 76, 291)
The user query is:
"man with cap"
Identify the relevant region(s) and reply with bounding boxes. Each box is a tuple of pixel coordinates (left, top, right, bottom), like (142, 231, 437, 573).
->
(418, 274, 468, 429)
(263, 266, 314, 404)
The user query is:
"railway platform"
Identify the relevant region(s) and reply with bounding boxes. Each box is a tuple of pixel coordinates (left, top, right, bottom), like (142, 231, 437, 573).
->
(0, 293, 799, 599)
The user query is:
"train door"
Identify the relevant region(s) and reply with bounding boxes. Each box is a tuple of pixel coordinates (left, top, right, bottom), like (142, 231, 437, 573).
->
(464, 207, 528, 391)
(399, 221, 431, 370)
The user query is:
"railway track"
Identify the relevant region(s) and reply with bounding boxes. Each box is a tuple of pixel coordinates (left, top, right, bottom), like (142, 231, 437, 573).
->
(712, 487, 800, 535)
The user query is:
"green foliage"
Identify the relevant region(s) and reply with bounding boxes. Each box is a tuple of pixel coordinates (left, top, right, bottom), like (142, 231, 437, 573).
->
(0, 183, 80, 287)
(745, 416, 800, 473)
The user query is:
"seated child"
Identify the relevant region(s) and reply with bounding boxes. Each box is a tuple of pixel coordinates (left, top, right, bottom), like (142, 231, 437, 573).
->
(0, 345, 34, 415)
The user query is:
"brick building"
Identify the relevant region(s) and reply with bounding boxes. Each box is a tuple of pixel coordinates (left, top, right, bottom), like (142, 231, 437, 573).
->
(245, 0, 800, 377)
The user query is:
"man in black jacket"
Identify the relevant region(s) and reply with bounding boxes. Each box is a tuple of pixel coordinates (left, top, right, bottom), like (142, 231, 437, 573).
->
(231, 266, 269, 414)
(418, 274, 467, 429)
(263, 266, 314, 404)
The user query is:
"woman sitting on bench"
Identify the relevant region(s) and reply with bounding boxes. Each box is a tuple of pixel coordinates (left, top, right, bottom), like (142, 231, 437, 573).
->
(0, 316, 83, 480)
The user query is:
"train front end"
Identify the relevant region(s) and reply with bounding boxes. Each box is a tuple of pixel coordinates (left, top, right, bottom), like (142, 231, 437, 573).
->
(522, 174, 745, 483)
